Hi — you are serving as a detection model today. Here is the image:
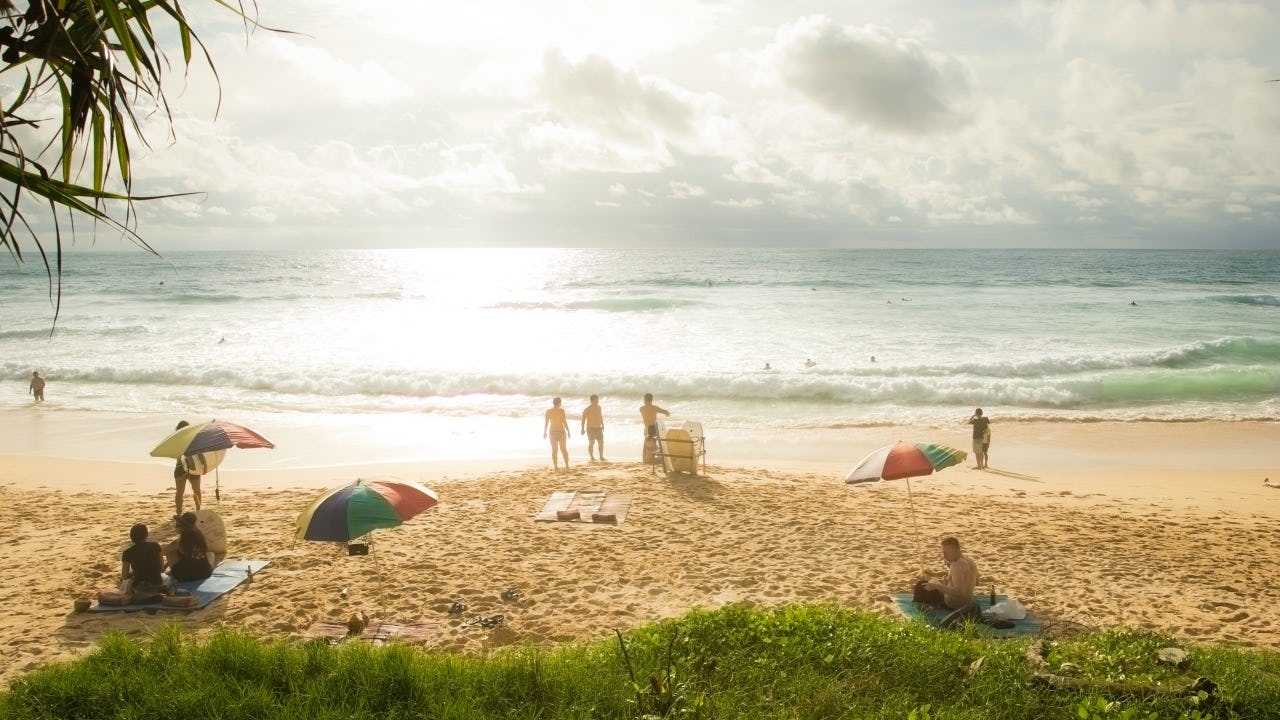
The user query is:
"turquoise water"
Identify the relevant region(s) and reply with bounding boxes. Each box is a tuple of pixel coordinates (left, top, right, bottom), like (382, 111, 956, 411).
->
(1, 248, 1277, 435)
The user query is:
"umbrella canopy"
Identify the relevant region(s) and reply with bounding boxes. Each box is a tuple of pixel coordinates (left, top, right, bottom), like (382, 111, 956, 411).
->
(152, 419, 275, 458)
(845, 441, 967, 484)
(296, 478, 438, 542)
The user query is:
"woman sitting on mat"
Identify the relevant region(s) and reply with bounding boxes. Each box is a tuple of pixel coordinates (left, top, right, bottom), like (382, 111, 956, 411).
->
(166, 512, 213, 582)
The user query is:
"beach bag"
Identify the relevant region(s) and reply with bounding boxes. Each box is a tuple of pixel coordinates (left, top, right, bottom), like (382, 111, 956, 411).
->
(983, 597, 1026, 621)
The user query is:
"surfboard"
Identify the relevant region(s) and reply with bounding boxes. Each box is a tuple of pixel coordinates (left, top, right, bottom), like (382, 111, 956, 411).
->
(181, 449, 226, 476)
(664, 428, 696, 475)
(193, 509, 227, 555)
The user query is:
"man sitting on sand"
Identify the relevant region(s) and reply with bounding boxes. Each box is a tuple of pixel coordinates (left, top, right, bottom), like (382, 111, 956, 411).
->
(120, 523, 170, 596)
(913, 536, 978, 610)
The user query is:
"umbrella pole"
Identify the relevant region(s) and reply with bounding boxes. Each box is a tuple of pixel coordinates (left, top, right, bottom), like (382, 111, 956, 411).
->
(905, 477, 924, 574)
(371, 538, 386, 622)
(215, 467, 221, 505)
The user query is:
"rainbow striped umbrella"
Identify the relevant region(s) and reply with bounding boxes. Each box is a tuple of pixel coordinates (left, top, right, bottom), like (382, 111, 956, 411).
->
(843, 441, 967, 571)
(296, 478, 438, 542)
(150, 419, 275, 474)
(844, 441, 966, 484)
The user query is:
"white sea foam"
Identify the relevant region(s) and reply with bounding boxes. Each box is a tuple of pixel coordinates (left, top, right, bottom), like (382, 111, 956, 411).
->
(1, 248, 1277, 431)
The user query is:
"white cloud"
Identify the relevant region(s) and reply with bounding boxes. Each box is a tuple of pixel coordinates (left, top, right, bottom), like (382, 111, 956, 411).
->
(1031, 0, 1272, 53)
(767, 15, 972, 135)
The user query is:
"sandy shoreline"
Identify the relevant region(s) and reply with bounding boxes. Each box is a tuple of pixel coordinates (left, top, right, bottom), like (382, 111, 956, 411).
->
(2, 420, 1279, 686)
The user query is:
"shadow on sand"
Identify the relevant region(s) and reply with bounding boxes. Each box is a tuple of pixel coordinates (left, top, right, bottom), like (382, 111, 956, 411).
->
(981, 467, 1041, 482)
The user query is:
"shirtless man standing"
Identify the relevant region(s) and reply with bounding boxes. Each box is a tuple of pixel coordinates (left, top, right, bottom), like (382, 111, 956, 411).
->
(542, 397, 571, 471)
(581, 394, 605, 461)
(639, 393, 670, 463)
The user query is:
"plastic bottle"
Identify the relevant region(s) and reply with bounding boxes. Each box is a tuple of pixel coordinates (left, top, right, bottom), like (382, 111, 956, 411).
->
(340, 587, 349, 599)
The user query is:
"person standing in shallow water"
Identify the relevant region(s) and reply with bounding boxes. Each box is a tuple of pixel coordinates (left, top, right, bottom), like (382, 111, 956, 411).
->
(968, 408, 991, 469)
(28, 371, 45, 402)
(581, 394, 606, 462)
(543, 397, 571, 471)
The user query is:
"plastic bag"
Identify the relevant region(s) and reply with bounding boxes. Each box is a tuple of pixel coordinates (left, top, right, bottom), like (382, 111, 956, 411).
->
(983, 598, 1026, 621)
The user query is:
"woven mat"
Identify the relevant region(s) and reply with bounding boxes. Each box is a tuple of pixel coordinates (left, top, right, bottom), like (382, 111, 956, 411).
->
(534, 490, 632, 524)
(303, 619, 440, 644)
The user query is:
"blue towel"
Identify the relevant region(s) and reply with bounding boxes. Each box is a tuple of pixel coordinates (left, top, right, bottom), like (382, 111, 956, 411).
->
(891, 592, 1042, 638)
(91, 559, 269, 613)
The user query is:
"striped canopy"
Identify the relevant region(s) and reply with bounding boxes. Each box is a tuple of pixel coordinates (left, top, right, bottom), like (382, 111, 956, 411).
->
(845, 441, 967, 484)
(151, 419, 275, 459)
(296, 478, 438, 543)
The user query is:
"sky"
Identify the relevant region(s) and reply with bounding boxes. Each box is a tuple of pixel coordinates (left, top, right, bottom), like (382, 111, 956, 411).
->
(32, 0, 1280, 249)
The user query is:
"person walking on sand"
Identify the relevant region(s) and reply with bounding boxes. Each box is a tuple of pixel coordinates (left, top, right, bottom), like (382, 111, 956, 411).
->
(171, 420, 203, 521)
(967, 408, 991, 469)
(28, 371, 45, 402)
(543, 397, 571, 471)
(581, 394, 606, 462)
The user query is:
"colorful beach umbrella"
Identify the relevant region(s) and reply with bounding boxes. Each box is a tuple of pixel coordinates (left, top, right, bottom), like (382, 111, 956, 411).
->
(296, 478, 439, 543)
(843, 441, 967, 571)
(845, 441, 967, 484)
(150, 419, 276, 474)
(150, 419, 275, 501)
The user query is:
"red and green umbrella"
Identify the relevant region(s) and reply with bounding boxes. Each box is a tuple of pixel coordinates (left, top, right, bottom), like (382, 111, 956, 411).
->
(844, 441, 966, 484)
(296, 478, 438, 543)
(843, 441, 967, 570)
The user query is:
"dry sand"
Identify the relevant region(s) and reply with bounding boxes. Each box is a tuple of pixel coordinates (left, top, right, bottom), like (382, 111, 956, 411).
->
(2, 421, 1279, 686)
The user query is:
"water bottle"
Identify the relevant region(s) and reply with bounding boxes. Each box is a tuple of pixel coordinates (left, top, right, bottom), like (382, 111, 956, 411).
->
(340, 587, 349, 599)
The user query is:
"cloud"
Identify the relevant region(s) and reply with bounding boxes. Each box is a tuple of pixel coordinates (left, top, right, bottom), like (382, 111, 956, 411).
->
(541, 49, 696, 141)
(1030, 0, 1273, 53)
(768, 15, 972, 135)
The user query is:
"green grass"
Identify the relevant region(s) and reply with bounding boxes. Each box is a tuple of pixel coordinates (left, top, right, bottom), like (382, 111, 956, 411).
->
(3, 605, 1278, 719)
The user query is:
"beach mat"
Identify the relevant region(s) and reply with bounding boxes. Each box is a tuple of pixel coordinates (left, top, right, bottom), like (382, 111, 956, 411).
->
(891, 592, 1042, 638)
(304, 619, 440, 644)
(90, 559, 269, 613)
(534, 490, 632, 524)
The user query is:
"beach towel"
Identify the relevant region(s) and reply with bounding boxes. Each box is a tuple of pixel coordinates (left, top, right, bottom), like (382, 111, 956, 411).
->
(534, 490, 633, 524)
(90, 559, 269, 613)
(891, 592, 1042, 638)
(303, 619, 440, 644)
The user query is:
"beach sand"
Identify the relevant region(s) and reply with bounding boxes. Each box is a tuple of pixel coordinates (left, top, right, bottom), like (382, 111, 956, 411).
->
(2, 421, 1279, 685)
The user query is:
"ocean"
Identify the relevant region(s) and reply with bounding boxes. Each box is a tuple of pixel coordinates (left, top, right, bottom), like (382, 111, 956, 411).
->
(1, 248, 1278, 464)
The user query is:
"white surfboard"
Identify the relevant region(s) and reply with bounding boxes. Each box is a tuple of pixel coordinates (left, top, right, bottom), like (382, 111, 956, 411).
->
(193, 508, 227, 555)
(181, 449, 226, 476)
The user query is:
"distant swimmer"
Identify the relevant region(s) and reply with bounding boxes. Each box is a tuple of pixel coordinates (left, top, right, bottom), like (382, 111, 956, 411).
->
(218, 337, 226, 344)
(763, 362, 772, 371)
(870, 355, 876, 363)
(804, 359, 816, 368)
(1130, 300, 1138, 306)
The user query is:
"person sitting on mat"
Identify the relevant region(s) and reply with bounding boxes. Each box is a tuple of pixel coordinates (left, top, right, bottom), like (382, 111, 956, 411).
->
(913, 536, 978, 610)
(120, 523, 171, 595)
(166, 512, 213, 582)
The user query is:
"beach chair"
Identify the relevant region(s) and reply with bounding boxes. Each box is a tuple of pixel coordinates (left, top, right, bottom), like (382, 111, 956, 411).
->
(654, 420, 706, 477)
